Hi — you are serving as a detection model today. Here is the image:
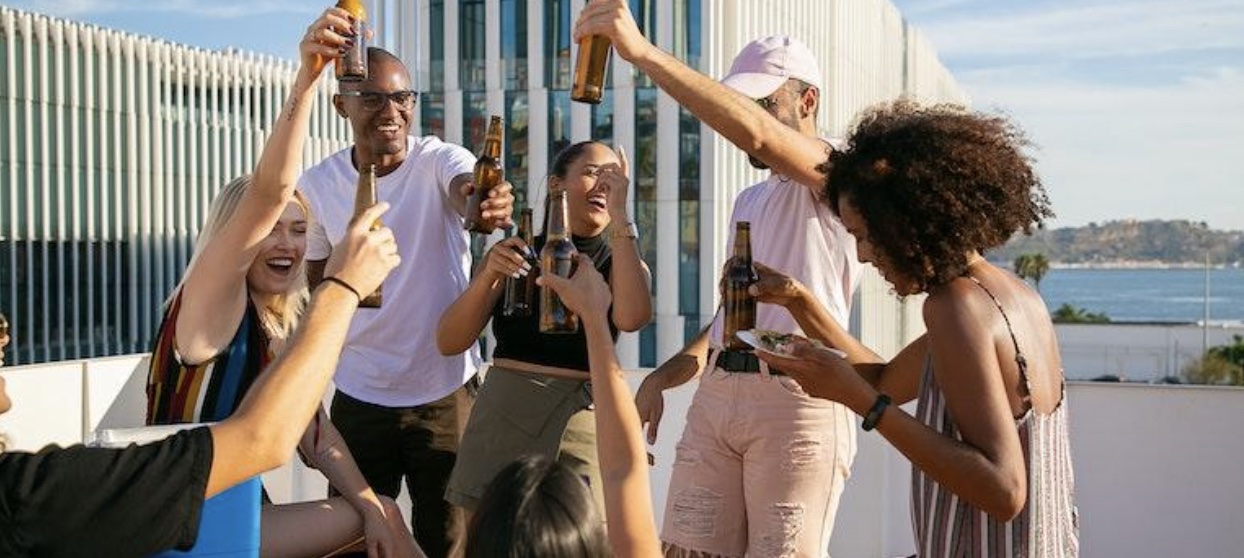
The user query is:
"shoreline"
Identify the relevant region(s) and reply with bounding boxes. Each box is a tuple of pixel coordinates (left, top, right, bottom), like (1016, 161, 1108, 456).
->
(990, 260, 1242, 271)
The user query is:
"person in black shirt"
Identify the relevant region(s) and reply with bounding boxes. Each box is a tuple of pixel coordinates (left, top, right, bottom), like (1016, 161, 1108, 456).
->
(437, 140, 652, 514)
(0, 203, 405, 558)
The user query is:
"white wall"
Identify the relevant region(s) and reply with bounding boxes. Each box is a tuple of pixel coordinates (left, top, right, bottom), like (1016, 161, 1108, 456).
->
(1057, 322, 1244, 381)
(6, 359, 1244, 557)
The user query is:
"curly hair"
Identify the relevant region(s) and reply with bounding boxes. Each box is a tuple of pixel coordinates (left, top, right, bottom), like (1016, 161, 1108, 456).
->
(823, 100, 1053, 291)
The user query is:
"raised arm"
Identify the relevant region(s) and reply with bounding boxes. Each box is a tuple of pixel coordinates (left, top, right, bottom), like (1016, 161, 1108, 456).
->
(574, 0, 829, 189)
(177, 8, 350, 363)
(436, 236, 533, 355)
(538, 256, 662, 557)
(603, 147, 652, 331)
(206, 204, 398, 498)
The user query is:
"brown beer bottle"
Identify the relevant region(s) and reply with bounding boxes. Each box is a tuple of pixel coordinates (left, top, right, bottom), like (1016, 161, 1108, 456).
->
(539, 188, 580, 333)
(335, 0, 369, 82)
(353, 163, 383, 307)
(722, 221, 758, 350)
(502, 209, 537, 317)
(465, 115, 504, 234)
(571, 35, 611, 104)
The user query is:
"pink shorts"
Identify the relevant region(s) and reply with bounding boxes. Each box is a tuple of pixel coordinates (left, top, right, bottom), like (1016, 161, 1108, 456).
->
(661, 348, 857, 557)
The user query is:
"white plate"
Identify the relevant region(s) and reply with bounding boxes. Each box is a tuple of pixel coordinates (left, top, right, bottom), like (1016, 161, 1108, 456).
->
(736, 329, 846, 358)
(734, 329, 771, 353)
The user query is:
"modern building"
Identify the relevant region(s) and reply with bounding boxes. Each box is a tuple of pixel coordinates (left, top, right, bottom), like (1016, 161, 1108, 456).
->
(0, 6, 353, 365)
(0, 1, 963, 367)
(371, 0, 967, 365)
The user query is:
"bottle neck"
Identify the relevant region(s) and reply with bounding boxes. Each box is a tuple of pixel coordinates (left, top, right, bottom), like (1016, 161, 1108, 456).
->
(518, 211, 534, 243)
(547, 191, 570, 241)
(483, 117, 503, 158)
(733, 228, 752, 263)
(355, 166, 377, 214)
(482, 138, 502, 159)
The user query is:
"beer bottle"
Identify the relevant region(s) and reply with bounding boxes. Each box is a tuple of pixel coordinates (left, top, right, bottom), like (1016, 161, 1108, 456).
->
(571, 35, 611, 104)
(353, 163, 383, 307)
(722, 221, 758, 350)
(465, 115, 504, 234)
(502, 208, 537, 317)
(335, 0, 368, 82)
(539, 188, 580, 333)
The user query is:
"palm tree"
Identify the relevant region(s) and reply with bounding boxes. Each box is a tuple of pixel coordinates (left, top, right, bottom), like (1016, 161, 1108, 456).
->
(1013, 252, 1050, 291)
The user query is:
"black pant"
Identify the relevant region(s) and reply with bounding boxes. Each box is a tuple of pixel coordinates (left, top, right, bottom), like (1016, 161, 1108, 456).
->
(330, 382, 476, 558)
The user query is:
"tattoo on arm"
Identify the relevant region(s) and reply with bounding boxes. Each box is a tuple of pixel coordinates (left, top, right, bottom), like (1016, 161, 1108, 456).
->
(283, 98, 298, 122)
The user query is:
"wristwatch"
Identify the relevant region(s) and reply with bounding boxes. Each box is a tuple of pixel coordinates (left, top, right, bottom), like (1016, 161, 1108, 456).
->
(611, 221, 639, 241)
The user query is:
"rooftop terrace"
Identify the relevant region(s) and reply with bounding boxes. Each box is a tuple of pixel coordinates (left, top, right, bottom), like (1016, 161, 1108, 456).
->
(2, 356, 1241, 556)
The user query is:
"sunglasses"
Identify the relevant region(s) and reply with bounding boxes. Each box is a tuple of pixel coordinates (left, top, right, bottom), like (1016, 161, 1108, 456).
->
(339, 90, 419, 112)
(755, 95, 779, 111)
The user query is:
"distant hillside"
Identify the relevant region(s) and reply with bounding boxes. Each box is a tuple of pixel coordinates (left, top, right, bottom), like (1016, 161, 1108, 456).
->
(989, 220, 1244, 266)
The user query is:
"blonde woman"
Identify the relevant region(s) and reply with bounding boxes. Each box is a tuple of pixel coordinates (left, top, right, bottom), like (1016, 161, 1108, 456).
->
(144, 7, 420, 557)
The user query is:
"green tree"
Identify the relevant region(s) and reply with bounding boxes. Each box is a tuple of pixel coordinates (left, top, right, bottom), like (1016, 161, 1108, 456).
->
(1183, 335, 1244, 386)
(1051, 303, 1110, 324)
(1013, 252, 1051, 291)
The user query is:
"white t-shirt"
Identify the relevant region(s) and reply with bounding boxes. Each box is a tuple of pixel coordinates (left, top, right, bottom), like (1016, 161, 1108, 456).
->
(300, 135, 480, 407)
(708, 168, 863, 348)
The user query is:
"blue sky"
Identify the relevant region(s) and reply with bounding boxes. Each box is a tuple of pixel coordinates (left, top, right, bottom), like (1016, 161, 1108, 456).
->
(6, 0, 1243, 230)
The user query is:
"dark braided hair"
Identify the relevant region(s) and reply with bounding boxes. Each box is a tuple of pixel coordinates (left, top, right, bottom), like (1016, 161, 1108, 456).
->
(823, 100, 1053, 291)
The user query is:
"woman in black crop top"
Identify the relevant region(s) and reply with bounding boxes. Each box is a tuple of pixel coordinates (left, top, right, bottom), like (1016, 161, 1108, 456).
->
(438, 140, 652, 514)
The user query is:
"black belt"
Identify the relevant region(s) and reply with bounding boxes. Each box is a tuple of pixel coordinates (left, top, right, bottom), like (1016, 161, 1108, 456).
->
(714, 350, 784, 375)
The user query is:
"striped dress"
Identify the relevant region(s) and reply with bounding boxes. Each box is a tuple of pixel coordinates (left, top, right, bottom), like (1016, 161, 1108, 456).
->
(911, 279, 1079, 557)
(145, 292, 271, 424)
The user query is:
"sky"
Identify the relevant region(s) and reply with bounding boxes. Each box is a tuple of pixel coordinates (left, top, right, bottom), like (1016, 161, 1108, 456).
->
(5, 0, 1243, 231)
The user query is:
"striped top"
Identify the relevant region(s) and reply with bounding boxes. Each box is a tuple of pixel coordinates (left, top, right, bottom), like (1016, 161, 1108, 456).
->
(911, 279, 1079, 557)
(145, 292, 271, 424)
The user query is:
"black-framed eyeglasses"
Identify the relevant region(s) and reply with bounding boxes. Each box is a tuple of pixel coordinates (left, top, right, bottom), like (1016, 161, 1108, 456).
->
(339, 90, 419, 112)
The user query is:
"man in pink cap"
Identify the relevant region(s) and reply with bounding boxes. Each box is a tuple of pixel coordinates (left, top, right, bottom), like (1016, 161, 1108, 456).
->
(574, 3, 863, 556)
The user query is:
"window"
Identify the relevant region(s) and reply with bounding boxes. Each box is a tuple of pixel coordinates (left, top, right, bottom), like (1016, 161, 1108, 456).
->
(501, 0, 528, 90)
(460, 0, 486, 90)
(505, 91, 531, 209)
(544, 0, 572, 90)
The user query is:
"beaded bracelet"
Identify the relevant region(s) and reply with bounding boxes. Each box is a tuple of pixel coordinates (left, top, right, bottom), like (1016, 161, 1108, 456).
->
(322, 276, 362, 303)
(861, 393, 892, 431)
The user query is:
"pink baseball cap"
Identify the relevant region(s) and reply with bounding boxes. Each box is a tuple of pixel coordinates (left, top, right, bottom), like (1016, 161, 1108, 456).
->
(721, 35, 823, 99)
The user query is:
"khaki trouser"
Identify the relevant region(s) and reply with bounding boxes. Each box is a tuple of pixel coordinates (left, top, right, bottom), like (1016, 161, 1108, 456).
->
(444, 361, 603, 516)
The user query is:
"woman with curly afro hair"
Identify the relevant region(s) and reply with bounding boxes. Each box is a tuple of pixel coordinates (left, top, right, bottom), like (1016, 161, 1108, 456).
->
(751, 101, 1079, 557)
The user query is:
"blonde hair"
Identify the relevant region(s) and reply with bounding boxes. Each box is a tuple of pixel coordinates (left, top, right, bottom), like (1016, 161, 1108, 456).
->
(176, 176, 311, 341)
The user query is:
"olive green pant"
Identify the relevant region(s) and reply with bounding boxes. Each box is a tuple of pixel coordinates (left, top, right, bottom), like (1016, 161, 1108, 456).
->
(445, 364, 603, 515)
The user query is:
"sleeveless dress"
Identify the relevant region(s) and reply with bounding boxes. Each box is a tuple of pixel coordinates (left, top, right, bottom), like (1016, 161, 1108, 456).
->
(146, 292, 271, 424)
(910, 277, 1079, 557)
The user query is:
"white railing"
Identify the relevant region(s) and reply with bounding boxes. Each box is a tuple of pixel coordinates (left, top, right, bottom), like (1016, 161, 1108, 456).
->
(4, 358, 1243, 557)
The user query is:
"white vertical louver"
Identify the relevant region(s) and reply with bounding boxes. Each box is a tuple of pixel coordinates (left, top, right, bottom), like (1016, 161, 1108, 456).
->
(0, 6, 352, 365)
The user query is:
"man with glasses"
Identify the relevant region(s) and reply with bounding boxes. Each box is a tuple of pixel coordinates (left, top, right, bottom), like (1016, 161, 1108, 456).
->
(299, 46, 514, 558)
(575, 6, 864, 554)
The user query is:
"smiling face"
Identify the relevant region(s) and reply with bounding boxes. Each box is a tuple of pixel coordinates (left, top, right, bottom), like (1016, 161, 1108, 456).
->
(551, 142, 620, 237)
(838, 195, 921, 296)
(245, 200, 308, 298)
(336, 52, 414, 169)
